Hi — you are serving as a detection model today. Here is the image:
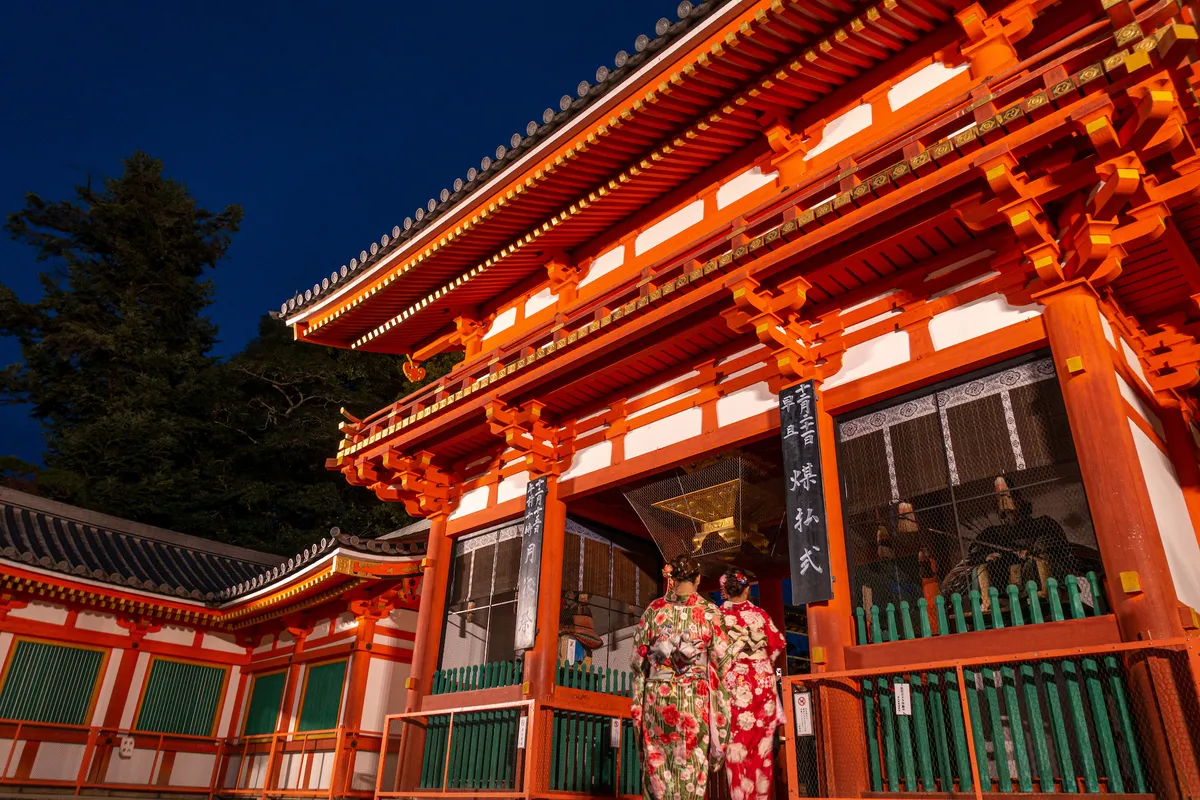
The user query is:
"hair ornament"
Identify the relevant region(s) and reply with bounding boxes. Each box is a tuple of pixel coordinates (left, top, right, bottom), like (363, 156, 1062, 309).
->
(662, 564, 673, 578)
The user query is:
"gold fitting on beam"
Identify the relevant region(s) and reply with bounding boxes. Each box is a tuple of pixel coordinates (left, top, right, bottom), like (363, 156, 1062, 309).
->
(1119, 571, 1142, 594)
(1065, 356, 1086, 375)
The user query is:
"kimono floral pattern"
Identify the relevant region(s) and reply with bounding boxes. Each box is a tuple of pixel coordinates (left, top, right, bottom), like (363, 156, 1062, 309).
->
(631, 591, 732, 800)
(721, 600, 786, 800)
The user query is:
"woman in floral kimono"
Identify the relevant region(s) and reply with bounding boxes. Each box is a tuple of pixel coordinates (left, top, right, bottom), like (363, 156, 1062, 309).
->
(631, 554, 732, 800)
(719, 567, 787, 800)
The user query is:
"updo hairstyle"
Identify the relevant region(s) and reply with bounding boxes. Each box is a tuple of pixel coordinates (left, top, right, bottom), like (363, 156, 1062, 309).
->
(663, 553, 701, 584)
(719, 566, 751, 598)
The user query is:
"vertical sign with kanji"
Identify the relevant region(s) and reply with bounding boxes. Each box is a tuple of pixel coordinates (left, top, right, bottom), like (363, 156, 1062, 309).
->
(780, 381, 833, 605)
(513, 476, 548, 653)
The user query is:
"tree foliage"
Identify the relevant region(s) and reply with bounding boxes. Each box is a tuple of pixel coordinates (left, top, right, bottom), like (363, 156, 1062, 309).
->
(1, 152, 458, 554)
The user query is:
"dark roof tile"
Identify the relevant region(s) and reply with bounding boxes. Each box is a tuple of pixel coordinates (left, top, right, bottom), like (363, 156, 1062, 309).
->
(0, 488, 426, 606)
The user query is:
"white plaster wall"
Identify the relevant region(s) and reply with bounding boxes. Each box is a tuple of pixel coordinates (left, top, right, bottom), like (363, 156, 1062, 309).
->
(104, 747, 156, 785)
(170, 753, 217, 787)
(203, 632, 245, 654)
(90, 648, 124, 725)
(717, 167, 778, 210)
(1121, 338, 1150, 388)
(628, 370, 699, 403)
(524, 287, 557, 318)
(579, 245, 626, 289)
(217, 666, 242, 737)
(8, 601, 69, 625)
(624, 407, 703, 460)
(286, 664, 306, 732)
(450, 485, 490, 520)
(1118, 374, 1165, 440)
(359, 657, 412, 733)
(1128, 420, 1200, 610)
(717, 344, 768, 365)
(928, 293, 1041, 351)
(0, 740, 22, 779)
(118, 652, 151, 729)
(888, 61, 969, 110)
(497, 471, 530, 504)
(76, 610, 124, 635)
(1099, 314, 1116, 347)
(379, 608, 419, 631)
(334, 613, 358, 634)
(635, 200, 705, 256)
(628, 388, 701, 420)
(560, 440, 613, 481)
(31, 743, 85, 781)
(482, 306, 518, 342)
(717, 381, 778, 427)
(822, 330, 911, 389)
(143, 624, 195, 646)
(843, 308, 903, 335)
(0, 632, 12, 675)
(805, 104, 873, 160)
(309, 619, 333, 640)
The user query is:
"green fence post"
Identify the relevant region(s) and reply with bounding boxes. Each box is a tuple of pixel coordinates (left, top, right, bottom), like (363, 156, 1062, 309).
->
(969, 589, 987, 633)
(858, 607, 883, 792)
(910, 671, 935, 791)
(1104, 655, 1146, 793)
(936, 595, 951, 637)
(925, 671, 954, 791)
(894, 673, 917, 790)
(1011, 586, 1054, 792)
(989, 587, 1005, 630)
(951, 593, 968, 634)
(886, 603, 900, 643)
(944, 669, 974, 793)
(917, 598, 933, 638)
(1066, 578, 1122, 792)
(1086, 571, 1106, 615)
(900, 600, 916, 640)
(879, 674, 900, 792)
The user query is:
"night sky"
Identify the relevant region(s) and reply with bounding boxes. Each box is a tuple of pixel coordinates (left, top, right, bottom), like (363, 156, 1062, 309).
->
(0, 0, 682, 463)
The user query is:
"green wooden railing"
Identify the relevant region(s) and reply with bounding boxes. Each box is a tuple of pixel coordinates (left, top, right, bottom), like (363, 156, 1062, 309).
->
(854, 572, 1106, 644)
(431, 659, 523, 695)
(851, 577, 1146, 794)
(420, 660, 525, 791)
(549, 710, 641, 795)
(417, 708, 522, 791)
(556, 661, 635, 696)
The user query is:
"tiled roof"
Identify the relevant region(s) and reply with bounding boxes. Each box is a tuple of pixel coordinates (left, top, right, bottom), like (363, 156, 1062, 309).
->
(0, 488, 426, 605)
(277, 0, 731, 319)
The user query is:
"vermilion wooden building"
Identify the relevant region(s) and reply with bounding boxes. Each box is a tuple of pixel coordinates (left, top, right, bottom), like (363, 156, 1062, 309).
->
(278, 0, 1200, 795)
(8, 0, 1200, 798)
(0, 487, 426, 797)
(275, 0, 1200, 797)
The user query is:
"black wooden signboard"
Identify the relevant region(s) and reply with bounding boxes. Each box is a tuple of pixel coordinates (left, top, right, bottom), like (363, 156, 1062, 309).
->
(780, 381, 834, 605)
(513, 476, 548, 653)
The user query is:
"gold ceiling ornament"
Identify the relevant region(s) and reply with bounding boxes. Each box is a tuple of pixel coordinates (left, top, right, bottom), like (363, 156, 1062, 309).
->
(652, 478, 771, 554)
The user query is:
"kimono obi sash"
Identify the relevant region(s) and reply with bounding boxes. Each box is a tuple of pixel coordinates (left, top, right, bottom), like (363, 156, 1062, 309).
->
(647, 663, 709, 682)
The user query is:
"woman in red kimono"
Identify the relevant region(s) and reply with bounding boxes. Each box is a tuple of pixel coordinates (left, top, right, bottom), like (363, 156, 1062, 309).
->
(719, 567, 786, 800)
(631, 554, 732, 800)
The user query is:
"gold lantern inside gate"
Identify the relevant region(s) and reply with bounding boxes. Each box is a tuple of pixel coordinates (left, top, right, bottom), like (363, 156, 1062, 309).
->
(624, 452, 787, 572)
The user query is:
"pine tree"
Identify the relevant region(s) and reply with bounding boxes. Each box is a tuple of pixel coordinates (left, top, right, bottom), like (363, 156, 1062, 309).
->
(1, 152, 242, 527)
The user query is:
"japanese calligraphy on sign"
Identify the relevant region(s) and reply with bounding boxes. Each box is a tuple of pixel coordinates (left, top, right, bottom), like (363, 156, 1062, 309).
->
(513, 476, 548, 653)
(780, 381, 833, 605)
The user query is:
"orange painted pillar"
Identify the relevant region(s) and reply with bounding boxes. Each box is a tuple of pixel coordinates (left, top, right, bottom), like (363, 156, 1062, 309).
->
(398, 514, 451, 793)
(1040, 281, 1198, 799)
(1040, 283, 1181, 635)
(799, 386, 868, 799)
(405, 513, 451, 711)
(331, 614, 378, 795)
(529, 475, 567, 701)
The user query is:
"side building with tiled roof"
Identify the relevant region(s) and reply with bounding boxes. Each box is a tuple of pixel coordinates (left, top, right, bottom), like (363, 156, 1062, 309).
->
(0, 487, 426, 798)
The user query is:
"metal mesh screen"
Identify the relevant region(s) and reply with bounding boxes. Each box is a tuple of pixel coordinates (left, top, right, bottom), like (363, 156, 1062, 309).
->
(837, 357, 1102, 628)
(441, 524, 522, 670)
(558, 519, 654, 673)
(624, 453, 787, 573)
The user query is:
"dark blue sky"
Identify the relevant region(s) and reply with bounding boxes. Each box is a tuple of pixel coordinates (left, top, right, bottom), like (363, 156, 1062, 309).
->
(0, 0, 681, 463)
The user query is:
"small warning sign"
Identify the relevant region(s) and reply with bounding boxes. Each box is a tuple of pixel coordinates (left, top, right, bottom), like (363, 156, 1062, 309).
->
(895, 682, 912, 716)
(794, 691, 814, 736)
